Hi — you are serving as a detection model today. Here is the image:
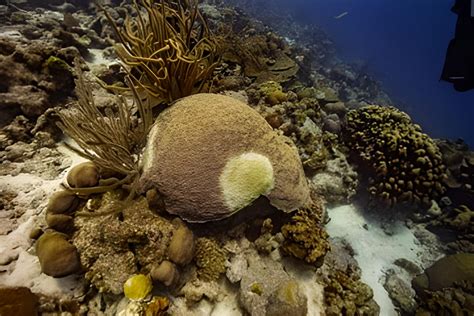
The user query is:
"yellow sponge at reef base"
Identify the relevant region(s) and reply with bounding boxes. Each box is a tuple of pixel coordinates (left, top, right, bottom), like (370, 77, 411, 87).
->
(219, 152, 275, 212)
(123, 274, 153, 301)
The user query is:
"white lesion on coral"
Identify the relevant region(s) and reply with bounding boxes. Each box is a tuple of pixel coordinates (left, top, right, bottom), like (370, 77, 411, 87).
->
(219, 152, 275, 212)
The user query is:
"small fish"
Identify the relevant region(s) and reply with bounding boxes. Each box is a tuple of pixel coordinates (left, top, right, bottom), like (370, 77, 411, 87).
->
(334, 11, 349, 19)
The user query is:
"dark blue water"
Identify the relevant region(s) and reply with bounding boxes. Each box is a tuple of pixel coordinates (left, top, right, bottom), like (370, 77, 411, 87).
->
(276, 0, 473, 146)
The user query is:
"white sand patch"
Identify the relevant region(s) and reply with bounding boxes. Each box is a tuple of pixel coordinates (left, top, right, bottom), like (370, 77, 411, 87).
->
(326, 204, 423, 316)
(210, 293, 241, 316)
(3, 249, 84, 297)
(0, 141, 86, 296)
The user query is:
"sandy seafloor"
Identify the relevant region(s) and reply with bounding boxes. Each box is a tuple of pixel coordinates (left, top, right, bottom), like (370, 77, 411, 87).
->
(0, 1, 473, 315)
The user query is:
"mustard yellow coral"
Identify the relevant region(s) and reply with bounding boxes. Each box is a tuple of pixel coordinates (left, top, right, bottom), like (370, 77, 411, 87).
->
(280, 202, 329, 265)
(194, 237, 227, 281)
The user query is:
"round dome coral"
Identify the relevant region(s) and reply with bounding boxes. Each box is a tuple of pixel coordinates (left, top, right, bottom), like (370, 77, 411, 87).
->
(139, 93, 310, 222)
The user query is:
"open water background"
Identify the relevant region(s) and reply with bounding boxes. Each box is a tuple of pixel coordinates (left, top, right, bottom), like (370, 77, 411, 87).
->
(271, 0, 473, 146)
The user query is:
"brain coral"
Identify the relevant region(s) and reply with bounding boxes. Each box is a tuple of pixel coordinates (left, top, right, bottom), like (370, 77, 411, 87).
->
(139, 93, 310, 222)
(345, 105, 446, 207)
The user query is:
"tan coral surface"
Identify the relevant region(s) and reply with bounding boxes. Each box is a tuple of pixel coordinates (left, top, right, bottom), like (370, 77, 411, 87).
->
(140, 93, 310, 222)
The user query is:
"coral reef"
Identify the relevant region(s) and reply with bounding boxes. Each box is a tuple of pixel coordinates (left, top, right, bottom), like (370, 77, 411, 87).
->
(280, 200, 330, 265)
(4, 1, 472, 314)
(0, 2, 108, 125)
(139, 93, 310, 222)
(73, 194, 174, 294)
(221, 24, 299, 83)
(0, 119, 69, 180)
(258, 81, 288, 105)
(194, 237, 227, 281)
(150, 260, 179, 287)
(425, 140, 474, 252)
(428, 204, 474, 252)
(415, 280, 474, 315)
(66, 162, 100, 188)
(323, 269, 379, 316)
(318, 238, 380, 315)
(345, 105, 446, 207)
(57, 69, 153, 180)
(249, 82, 331, 175)
(238, 248, 308, 316)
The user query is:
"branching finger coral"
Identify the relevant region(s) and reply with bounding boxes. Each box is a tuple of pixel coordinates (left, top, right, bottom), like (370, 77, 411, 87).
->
(344, 105, 446, 207)
(101, 0, 221, 105)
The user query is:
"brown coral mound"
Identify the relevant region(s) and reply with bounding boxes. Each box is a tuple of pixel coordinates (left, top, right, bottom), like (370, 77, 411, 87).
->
(345, 105, 446, 207)
(139, 93, 310, 222)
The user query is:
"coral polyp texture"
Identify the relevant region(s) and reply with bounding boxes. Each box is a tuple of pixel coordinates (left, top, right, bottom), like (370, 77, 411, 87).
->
(280, 199, 330, 265)
(139, 93, 310, 222)
(345, 105, 446, 206)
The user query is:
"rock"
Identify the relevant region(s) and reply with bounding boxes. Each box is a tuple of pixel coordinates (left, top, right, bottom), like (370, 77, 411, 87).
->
(394, 258, 422, 275)
(86, 252, 137, 295)
(238, 248, 304, 316)
(322, 115, 341, 134)
(384, 270, 417, 314)
(35, 231, 81, 277)
(226, 252, 248, 283)
(322, 101, 347, 117)
(167, 224, 195, 266)
(310, 151, 358, 205)
(139, 93, 310, 222)
(180, 278, 222, 304)
(412, 253, 474, 295)
(266, 280, 308, 316)
(0, 287, 39, 316)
